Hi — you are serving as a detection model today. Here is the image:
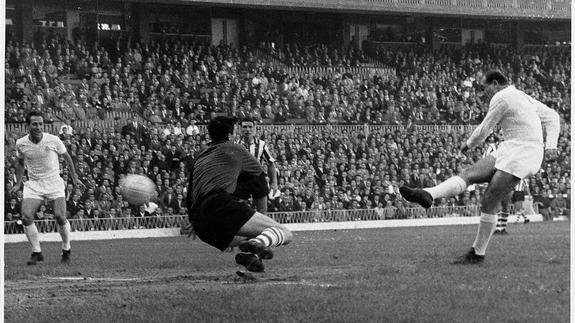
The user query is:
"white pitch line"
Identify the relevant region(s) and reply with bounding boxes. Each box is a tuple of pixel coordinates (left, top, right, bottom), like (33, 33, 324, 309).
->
(46, 276, 142, 282)
(44, 276, 337, 288)
(261, 281, 336, 288)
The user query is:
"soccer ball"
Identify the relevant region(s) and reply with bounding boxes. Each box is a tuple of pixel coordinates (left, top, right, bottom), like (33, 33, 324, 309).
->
(120, 174, 157, 206)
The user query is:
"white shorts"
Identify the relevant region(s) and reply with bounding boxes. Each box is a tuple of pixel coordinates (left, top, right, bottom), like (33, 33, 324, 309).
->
(492, 141, 543, 179)
(23, 176, 66, 200)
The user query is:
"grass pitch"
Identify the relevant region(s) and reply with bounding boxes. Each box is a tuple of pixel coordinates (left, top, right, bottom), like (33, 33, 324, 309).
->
(4, 221, 569, 323)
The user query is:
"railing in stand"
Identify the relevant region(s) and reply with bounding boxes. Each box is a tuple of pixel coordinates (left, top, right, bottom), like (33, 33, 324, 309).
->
(3, 206, 486, 234)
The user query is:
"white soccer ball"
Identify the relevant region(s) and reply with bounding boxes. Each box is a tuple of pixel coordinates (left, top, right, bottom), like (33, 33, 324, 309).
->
(120, 174, 157, 206)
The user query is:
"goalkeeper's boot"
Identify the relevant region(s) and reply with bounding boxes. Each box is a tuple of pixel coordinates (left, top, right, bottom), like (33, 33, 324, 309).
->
(61, 249, 71, 264)
(235, 253, 265, 272)
(453, 248, 485, 265)
(27, 252, 44, 265)
(238, 240, 274, 260)
(399, 186, 433, 209)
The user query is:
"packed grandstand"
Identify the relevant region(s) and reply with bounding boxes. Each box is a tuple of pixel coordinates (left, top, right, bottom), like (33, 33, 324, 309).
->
(4, 23, 570, 233)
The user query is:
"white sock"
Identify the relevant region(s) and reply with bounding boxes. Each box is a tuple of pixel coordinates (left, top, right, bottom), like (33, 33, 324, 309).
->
(59, 221, 71, 251)
(24, 223, 42, 253)
(423, 176, 467, 200)
(472, 213, 498, 255)
(250, 227, 286, 248)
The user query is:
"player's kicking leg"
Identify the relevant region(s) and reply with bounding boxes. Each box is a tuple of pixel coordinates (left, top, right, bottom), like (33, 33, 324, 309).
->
(400, 155, 497, 208)
(53, 197, 72, 263)
(234, 212, 293, 272)
(21, 198, 45, 265)
(454, 170, 520, 265)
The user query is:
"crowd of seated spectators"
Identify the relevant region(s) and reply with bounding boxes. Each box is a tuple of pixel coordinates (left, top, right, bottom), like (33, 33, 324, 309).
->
(262, 42, 370, 67)
(4, 34, 571, 230)
(4, 117, 570, 229)
(5, 35, 570, 128)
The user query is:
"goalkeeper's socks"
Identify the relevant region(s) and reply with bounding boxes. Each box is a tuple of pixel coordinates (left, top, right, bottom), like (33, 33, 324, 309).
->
(250, 227, 286, 248)
(495, 211, 509, 232)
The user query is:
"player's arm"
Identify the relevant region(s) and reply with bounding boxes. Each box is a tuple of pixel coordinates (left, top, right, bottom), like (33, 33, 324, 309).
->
(262, 143, 278, 190)
(533, 99, 561, 161)
(464, 97, 506, 151)
(10, 156, 25, 195)
(267, 162, 278, 190)
(61, 151, 84, 189)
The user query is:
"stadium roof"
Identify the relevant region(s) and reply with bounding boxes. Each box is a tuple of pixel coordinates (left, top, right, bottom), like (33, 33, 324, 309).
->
(114, 0, 571, 20)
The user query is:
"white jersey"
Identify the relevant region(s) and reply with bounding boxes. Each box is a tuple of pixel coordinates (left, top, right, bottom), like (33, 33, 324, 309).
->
(467, 85, 560, 178)
(467, 85, 560, 150)
(16, 133, 67, 180)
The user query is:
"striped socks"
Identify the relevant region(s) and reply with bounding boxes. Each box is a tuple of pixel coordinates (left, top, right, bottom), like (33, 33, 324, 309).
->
(495, 211, 509, 232)
(250, 227, 287, 248)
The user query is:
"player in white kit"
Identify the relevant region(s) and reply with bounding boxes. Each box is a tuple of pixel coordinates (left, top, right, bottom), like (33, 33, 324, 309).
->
(400, 70, 560, 264)
(10, 111, 83, 265)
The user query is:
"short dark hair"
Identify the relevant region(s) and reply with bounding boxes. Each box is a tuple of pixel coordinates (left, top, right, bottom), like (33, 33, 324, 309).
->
(26, 111, 43, 124)
(485, 70, 509, 86)
(208, 116, 237, 142)
(240, 116, 255, 125)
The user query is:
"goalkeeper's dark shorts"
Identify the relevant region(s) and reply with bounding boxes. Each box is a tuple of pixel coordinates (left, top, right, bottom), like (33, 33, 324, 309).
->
(234, 172, 269, 200)
(189, 191, 255, 251)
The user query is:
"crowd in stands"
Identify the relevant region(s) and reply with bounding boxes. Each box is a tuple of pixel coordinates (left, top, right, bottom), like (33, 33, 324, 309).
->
(6, 35, 569, 127)
(4, 119, 570, 229)
(263, 42, 371, 67)
(4, 33, 571, 230)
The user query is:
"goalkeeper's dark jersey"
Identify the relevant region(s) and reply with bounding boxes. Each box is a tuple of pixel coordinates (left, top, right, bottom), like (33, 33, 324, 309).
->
(187, 140, 263, 211)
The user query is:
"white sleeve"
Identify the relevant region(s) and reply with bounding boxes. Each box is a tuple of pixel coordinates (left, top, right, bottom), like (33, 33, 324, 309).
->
(55, 136, 67, 154)
(534, 100, 561, 149)
(466, 97, 506, 149)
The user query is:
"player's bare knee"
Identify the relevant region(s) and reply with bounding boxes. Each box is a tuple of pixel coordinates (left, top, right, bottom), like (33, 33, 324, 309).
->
(54, 215, 67, 226)
(21, 216, 34, 226)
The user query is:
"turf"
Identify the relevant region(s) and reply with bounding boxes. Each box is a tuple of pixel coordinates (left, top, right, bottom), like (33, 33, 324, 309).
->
(4, 221, 569, 323)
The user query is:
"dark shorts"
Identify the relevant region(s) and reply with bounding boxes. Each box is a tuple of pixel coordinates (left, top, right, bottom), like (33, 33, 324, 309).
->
(189, 191, 255, 251)
(512, 191, 525, 203)
(234, 172, 269, 200)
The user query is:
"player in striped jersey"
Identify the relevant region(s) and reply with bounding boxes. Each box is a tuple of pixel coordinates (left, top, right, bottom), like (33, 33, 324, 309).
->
(187, 117, 292, 272)
(234, 117, 277, 213)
